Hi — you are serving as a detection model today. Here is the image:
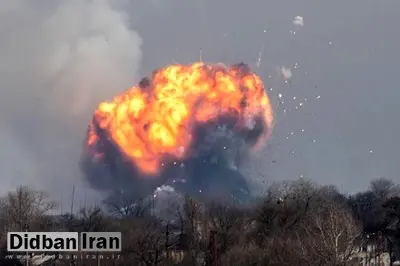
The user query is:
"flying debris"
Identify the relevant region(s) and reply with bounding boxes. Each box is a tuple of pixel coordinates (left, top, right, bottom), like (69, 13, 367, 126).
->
(255, 45, 265, 68)
(81, 62, 274, 204)
(281, 66, 292, 80)
(293, 16, 304, 27)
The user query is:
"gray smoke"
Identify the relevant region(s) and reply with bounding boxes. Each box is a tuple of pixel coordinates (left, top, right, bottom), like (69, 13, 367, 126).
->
(0, 0, 142, 203)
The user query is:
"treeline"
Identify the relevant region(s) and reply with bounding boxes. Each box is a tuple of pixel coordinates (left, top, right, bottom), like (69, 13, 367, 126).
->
(0, 178, 400, 265)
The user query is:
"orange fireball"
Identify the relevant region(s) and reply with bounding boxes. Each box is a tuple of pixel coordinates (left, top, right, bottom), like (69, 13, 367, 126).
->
(87, 62, 273, 175)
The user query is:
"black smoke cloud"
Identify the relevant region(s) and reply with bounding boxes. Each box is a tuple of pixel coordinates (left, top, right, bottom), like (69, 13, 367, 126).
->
(81, 63, 271, 204)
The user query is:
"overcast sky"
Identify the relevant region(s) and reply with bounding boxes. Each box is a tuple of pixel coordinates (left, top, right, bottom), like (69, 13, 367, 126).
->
(129, 0, 400, 194)
(0, 0, 399, 203)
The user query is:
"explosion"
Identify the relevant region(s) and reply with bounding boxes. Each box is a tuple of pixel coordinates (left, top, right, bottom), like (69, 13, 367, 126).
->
(82, 62, 273, 203)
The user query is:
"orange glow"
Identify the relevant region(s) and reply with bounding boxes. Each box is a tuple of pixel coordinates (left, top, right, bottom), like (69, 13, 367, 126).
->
(87, 63, 273, 174)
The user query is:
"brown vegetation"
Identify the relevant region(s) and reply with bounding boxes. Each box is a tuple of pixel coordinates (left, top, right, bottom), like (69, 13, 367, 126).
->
(1, 178, 400, 265)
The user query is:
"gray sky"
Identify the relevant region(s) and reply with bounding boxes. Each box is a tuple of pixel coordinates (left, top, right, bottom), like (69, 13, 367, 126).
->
(0, 0, 399, 203)
(130, 0, 400, 194)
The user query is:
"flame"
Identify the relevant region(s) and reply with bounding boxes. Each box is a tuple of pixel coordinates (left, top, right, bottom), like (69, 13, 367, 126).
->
(87, 62, 273, 175)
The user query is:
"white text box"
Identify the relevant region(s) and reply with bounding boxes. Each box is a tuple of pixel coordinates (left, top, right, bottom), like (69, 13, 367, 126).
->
(7, 232, 79, 252)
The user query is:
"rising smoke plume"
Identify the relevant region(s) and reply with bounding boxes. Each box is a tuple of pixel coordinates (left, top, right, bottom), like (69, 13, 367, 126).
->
(82, 62, 274, 204)
(0, 0, 142, 202)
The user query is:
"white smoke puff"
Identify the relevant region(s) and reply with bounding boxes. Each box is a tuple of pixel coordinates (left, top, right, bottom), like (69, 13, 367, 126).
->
(245, 114, 256, 130)
(156, 185, 176, 193)
(293, 16, 304, 26)
(280, 66, 292, 80)
(152, 185, 182, 221)
(0, 0, 142, 201)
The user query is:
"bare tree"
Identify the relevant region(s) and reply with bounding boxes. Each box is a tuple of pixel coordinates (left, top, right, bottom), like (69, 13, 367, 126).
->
(370, 178, 400, 199)
(120, 218, 166, 266)
(267, 179, 317, 202)
(220, 243, 269, 266)
(247, 181, 362, 266)
(174, 196, 205, 265)
(295, 201, 361, 265)
(78, 206, 110, 232)
(0, 186, 56, 233)
(103, 191, 150, 218)
(206, 202, 249, 255)
(253, 190, 313, 248)
(249, 197, 313, 265)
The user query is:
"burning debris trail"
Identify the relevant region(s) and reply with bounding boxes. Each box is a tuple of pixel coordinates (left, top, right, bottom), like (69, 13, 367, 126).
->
(82, 62, 274, 203)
